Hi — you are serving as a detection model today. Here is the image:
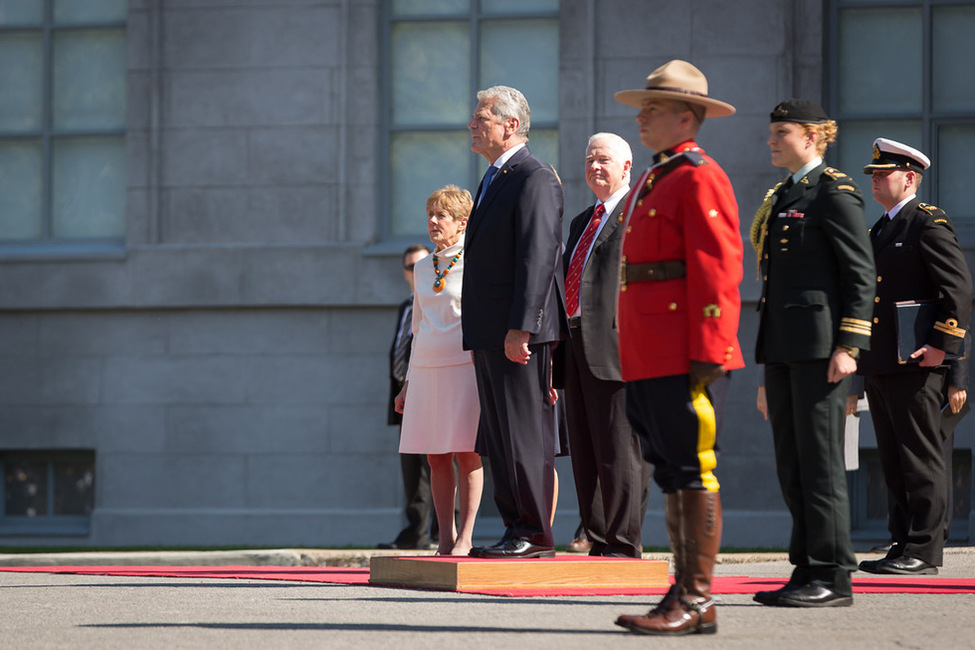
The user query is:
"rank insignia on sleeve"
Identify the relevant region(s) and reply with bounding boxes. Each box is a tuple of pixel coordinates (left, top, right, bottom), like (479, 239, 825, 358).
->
(838, 184, 855, 191)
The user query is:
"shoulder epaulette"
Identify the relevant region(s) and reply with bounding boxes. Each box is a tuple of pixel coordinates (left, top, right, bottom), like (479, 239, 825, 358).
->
(684, 151, 707, 167)
(823, 167, 848, 180)
(918, 202, 943, 215)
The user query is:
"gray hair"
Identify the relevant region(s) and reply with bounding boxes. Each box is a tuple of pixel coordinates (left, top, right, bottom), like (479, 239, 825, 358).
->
(587, 132, 633, 184)
(476, 85, 531, 138)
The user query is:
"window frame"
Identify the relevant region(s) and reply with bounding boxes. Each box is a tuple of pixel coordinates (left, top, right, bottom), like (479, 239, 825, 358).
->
(826, 0, 975, 238)
(379, 0, 559, 244)
(0, 1, 126, 255)
(0, 449, 96, 537)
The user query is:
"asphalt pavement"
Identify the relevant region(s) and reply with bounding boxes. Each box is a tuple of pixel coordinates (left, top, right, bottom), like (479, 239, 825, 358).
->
(1, 547, 974, 649)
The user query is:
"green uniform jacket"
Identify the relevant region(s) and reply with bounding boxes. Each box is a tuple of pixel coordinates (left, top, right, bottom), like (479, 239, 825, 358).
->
(756, 164, 876, 363)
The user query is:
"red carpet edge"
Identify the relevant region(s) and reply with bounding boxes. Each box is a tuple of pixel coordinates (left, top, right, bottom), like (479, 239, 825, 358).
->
(2, 565, 974, 597)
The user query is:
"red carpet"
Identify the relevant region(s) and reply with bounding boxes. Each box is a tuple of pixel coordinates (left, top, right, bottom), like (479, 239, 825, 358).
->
(3, 565, 975, 596)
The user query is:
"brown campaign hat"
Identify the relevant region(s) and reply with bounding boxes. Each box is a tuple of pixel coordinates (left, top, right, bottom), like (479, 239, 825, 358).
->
(614, 60, 735, 118)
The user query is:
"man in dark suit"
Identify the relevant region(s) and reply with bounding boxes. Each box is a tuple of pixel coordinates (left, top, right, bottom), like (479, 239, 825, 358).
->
(557, 132, 650, 558)
(857, 138, 972, 576)
(378, 244, 437, 551)
(461, 85, 566, 559)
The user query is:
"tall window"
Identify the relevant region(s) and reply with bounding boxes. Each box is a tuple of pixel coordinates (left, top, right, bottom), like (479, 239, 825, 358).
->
(828, 1, 975, 223)
(0, 0, 127, 248)
(383, 0, 559, 239)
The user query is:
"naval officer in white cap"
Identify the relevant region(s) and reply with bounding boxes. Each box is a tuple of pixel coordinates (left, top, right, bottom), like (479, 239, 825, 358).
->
(857, 137, 973, 576)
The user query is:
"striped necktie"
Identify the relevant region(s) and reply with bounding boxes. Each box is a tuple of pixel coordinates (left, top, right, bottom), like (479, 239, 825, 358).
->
(565, 203, 605, 317)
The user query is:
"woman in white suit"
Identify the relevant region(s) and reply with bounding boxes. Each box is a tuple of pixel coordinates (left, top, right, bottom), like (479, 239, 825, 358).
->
(395, 185, 483, 555)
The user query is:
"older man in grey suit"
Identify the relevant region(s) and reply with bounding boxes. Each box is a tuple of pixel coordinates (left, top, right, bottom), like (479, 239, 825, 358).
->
(557, 133, 650, 558)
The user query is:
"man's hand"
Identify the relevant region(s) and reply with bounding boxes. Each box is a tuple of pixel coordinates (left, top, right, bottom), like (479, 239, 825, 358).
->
(845, 394, 859, 417)
(948, 386, 967, 414)
(827, 348, 857, 383)
(756, 385, 768, 421)
(504, 329, 532, 364)
(689, 360, 725, 389)
(910, 345, 946, 367)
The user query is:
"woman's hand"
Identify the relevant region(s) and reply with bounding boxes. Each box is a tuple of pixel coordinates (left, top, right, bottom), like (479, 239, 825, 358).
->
(394, 382, 408, 414)
(845, 394, 859, 417)
(827, 348, 857, 383)
(548, 386, 559, 406)
(756, 385, 768, 421)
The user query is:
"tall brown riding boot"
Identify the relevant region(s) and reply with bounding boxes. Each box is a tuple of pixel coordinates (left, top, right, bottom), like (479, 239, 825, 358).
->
(616, 492, 693, 634)
(615, 490, 721, 636)
(679, 489, 721, 627)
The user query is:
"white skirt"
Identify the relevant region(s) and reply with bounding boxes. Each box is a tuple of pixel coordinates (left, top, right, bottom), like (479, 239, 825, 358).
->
(399, 362, 481, 455)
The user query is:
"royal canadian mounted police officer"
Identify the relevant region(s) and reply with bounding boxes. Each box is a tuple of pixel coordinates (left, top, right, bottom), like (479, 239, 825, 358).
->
(612, 60, 744, 637)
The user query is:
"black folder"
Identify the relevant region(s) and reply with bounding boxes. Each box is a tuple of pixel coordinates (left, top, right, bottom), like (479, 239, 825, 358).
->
(895, 299, 966, 364)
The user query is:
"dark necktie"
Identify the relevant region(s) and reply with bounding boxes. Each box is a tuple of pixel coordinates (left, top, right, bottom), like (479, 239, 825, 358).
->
(476, 165, 498, 207)
(391, 300, 413, 382)
(873, 212, 890, 237)
(565, 203, 605, 317)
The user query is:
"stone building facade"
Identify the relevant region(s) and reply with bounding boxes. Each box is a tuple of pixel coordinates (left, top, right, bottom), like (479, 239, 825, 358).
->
(1, 0, 971, 548)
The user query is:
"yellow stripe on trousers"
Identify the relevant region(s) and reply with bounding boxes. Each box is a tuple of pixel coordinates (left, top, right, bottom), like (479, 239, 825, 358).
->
(691, 385, 720, 492)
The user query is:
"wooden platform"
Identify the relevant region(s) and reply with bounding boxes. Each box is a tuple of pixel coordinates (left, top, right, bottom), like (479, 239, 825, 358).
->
(369, 555, 669, 592)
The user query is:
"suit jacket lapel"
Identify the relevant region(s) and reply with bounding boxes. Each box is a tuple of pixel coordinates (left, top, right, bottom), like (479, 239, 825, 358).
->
(773, 164, 823, 214)
(564, 205, 595, 274)
(592, 191, 628, 250)
(465, 146, 531, 247)
(872, 198, 917, 250)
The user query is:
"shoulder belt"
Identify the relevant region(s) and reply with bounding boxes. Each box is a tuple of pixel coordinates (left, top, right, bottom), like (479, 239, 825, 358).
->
(636, 151, 707, 202)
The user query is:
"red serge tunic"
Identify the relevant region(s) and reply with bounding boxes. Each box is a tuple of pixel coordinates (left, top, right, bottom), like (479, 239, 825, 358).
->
(617, 141, 745, 382)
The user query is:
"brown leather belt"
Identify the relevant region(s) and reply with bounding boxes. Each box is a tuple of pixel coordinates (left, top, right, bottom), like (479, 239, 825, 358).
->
(621, 260, 686, 290)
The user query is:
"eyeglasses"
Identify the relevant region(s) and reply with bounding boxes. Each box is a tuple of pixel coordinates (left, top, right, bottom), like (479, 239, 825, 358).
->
(403, 263, 416, 271)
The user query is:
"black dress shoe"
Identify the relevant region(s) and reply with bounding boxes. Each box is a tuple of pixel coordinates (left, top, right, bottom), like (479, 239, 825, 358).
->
(469, 538, 509, 557)
(754, 583, 799, 606)
(474, 538, 556, 559)
(770, 583, 853, 608)
(860, 555, 938, 575)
